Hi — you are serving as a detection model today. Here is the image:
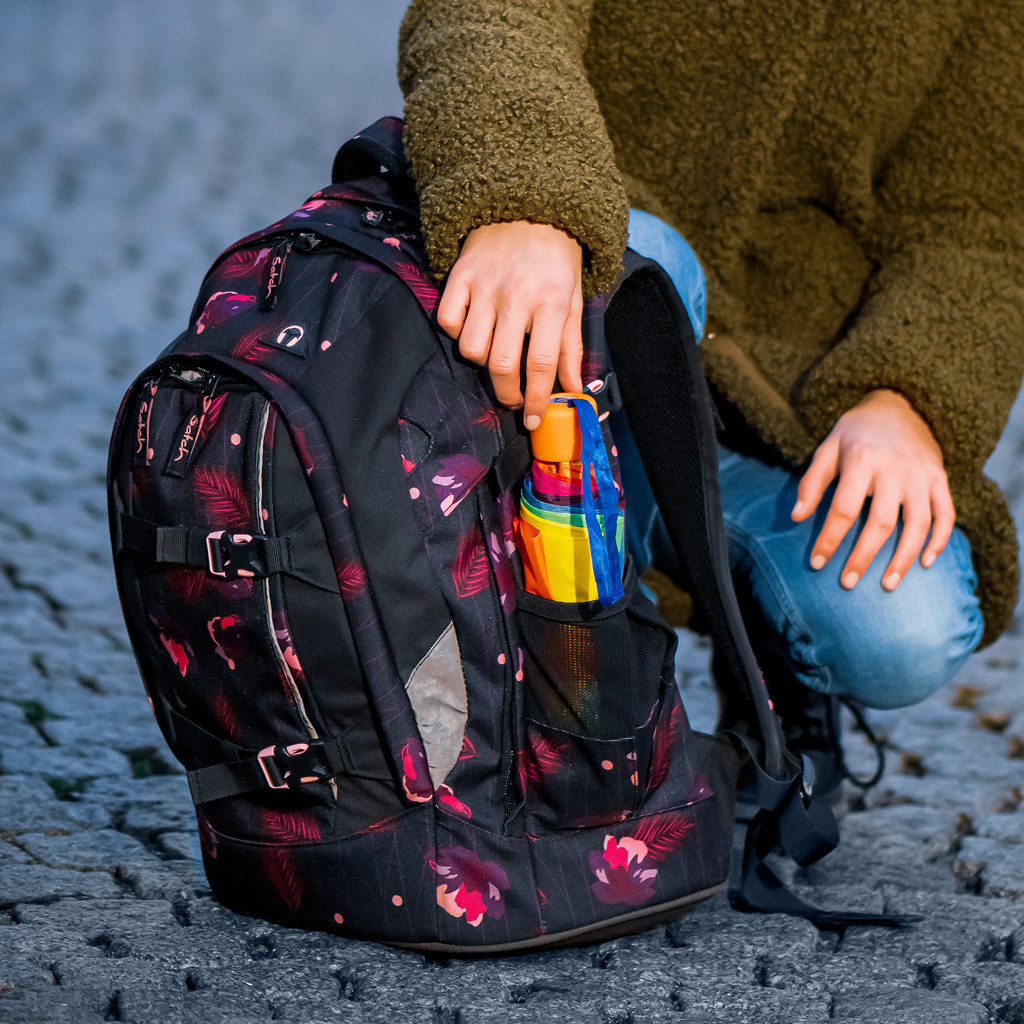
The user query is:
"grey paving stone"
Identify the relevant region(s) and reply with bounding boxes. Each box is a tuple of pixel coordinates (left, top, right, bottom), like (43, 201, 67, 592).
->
(954, 836, 1024, 900)
(831, 985, 987, 1023)
(2, 0, 1024, 1019)
(152, 832, 197, 862)
(0, 743, 135, 782)
(0, 864, 123, 907)
(16, 830, 157, 871)
(0, 775, 112, 833)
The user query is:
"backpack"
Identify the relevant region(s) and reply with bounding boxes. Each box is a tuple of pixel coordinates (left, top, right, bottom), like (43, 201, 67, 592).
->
(107, 117, 909, 951)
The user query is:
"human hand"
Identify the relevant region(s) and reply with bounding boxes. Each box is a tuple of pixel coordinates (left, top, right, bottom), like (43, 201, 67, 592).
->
(791, 388, 955, 591)
(436, 220, 584, 428)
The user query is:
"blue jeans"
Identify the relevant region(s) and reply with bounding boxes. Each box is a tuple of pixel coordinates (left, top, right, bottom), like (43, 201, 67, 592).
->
(614, 209, 985, 710)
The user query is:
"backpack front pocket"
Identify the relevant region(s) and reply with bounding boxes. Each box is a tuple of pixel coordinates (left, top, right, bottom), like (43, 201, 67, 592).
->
(515, 560, 684, 832)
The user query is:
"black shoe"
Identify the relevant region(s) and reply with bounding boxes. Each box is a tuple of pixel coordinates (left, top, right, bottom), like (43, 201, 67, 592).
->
(713, 645, 885, 820)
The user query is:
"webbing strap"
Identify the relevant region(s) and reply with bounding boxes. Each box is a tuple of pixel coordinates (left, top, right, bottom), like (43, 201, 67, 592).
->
(118, 512, 338, 591)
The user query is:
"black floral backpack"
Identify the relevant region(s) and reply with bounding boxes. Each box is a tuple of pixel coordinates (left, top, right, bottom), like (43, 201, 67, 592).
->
(107, 117, 911, 951)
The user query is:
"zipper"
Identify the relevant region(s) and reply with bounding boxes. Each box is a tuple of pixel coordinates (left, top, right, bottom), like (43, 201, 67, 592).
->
(133, 376, 159, 467)
(256, 403, 320, 744)
(163, 369, 222, 479)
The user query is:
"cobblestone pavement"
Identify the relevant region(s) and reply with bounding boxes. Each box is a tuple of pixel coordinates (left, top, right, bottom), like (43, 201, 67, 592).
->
(2, 2, 1023, 1022)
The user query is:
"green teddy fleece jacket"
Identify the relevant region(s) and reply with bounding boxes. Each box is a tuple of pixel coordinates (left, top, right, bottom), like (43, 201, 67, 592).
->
(398, 0, 1024, 647)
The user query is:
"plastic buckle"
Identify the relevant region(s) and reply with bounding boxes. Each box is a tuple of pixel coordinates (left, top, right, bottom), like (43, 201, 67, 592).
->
(205, 531, 266, 580)
(257, 743, 330, 790)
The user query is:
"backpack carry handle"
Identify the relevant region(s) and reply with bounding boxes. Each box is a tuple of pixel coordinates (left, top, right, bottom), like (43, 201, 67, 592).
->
(332, 115, 413, 185)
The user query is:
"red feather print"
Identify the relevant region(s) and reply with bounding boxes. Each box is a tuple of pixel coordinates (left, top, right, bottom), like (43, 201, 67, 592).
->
(630, 812, 695, 861)
(338, 561, 366, 598)
(165, 565, 253, 602)
(166, 565, 207, 602)
(196, 808, 218, 859)
(211, 691, 241, 743)
(232, 327, 270, 362)
(221, 247, 270, 279)
(258, 846, 303, 911)
(201, 393, 228, 437)
(392, 260, 440, 313)
(647, 701, 681, 792)
(521, 730, 569, 786)
(452, 530, 490, 599)
(194, 467, 251, 529)
(260, 808, 322, 843)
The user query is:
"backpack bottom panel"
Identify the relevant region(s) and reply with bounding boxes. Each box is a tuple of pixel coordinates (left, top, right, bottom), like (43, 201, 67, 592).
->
(198, 747, 735, 951)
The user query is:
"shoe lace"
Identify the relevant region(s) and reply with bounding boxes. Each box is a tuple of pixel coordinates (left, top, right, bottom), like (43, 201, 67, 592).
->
(835, 697, 886, 790)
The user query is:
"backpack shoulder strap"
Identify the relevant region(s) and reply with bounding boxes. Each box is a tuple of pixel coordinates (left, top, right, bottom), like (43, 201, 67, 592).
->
(331, 115, 413, 186)
(604, 252, 919, 929)
(604, 251, 784, 775)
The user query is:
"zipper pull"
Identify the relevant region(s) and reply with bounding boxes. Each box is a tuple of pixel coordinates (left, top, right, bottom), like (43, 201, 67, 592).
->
(261, 239, 293, 311)
(163, 372, 221, 479)
(133, 378, 159, 467)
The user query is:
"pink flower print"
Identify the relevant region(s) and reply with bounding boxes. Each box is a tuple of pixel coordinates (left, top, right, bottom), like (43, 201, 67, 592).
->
(207, 614, 242, 669)
(430, 846, 509, 927)
(157, 632, 191, 677)
(401, 741, 432, 803)
(195, 290, 257, 333)
(272, 611, 304, 678)
(435, 783, 472, 818)
(485, 529, 515, 613)
(589, 835, 659, 907)
(432, 455, 487, 517)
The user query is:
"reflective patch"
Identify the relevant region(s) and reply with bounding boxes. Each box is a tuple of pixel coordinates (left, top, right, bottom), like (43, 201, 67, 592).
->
(405, 622, 468, 786)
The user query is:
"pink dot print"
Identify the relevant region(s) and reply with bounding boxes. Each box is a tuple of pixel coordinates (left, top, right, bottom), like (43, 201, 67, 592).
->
(333, 912, 344, 924)
(230, 433, 241, 446)
(410, 487, 420, 499)
(497, 653, 506, 665)
(392, 895, 403, 907)
(601, 760, 614, 770)
(261, 509, 269, 521)
(331, 273, 338, 283)
(321, 340, 332, 351)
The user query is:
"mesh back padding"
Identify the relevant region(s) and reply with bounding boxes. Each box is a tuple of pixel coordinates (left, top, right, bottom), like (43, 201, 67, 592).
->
(604, 258, 784, 774)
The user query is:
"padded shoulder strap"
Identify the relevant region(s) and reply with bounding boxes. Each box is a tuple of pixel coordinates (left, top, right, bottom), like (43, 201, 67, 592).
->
(603, 252, 785, 777)
(332, 115, 413, 186)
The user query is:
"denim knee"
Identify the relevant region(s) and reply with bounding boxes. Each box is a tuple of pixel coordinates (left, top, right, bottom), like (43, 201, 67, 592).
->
(788, 533, 985, 710)
(626, 209, 707, 340)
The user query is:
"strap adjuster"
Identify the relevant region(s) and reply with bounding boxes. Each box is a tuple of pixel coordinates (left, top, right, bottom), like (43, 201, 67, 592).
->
(257, 743, 333, 790)
(206, 531, 266, 579)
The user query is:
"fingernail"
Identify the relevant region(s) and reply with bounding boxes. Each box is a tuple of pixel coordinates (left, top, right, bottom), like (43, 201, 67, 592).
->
(922, 551, 935, 568)
(842, 571, 859, 588)
(524, 415, 541, 431)
(883, 572, 900, 591)
(810, 554, 826, 570)
(791, 501, 805, 519)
